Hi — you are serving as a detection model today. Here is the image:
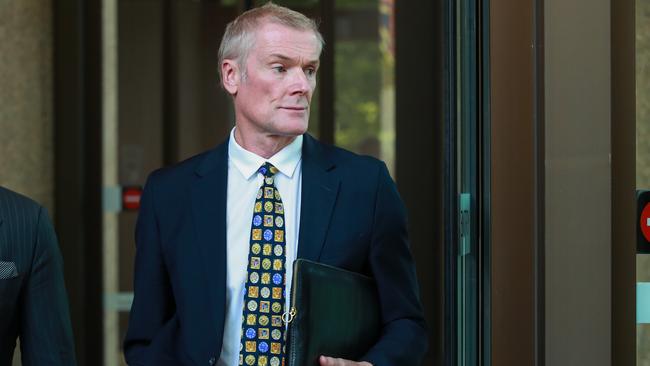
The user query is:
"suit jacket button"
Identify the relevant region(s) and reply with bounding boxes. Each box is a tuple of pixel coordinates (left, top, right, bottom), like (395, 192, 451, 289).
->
(208, 357, 216, 365)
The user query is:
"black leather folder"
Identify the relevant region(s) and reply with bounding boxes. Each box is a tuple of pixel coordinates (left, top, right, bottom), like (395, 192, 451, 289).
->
(286, 259, 381, 366)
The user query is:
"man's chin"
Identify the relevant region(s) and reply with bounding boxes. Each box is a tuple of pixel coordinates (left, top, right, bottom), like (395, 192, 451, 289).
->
(275, 122, 309, 137)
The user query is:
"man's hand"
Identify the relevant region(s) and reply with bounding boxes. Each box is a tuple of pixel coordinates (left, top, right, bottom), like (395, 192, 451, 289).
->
(319, 356, 373, 366)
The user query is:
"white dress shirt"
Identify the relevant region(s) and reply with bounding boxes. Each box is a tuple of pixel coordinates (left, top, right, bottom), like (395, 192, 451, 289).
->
(218, 128, 303, 366)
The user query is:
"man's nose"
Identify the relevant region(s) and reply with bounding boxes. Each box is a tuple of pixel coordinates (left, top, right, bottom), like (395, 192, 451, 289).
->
(289, 68, 311, 95)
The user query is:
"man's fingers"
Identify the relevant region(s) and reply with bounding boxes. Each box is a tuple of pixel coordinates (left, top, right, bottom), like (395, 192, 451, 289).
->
(319, 356, 373, 366)
(320, 356, 345, 365)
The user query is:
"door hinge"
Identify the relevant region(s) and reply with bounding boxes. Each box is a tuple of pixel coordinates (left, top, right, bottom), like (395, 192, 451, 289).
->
(459, 193, 471, 256)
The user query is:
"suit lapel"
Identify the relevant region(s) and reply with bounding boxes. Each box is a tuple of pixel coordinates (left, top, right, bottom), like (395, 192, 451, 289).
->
(297, 135, 340, 261)
(190, 140, 229, 323)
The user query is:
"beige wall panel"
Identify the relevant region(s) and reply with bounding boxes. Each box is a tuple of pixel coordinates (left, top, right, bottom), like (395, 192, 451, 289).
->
(545, 0, 612, 365)
(0, 0, 53, 211)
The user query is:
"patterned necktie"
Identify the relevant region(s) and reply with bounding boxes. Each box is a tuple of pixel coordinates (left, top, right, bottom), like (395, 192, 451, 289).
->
(239, 162, 287, 366)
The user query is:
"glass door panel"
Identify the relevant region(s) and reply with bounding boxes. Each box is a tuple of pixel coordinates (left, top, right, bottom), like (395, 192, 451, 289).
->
(456, 0, 479, 361)
(452, 0, 489, 364)
(333, 0, 396, 176)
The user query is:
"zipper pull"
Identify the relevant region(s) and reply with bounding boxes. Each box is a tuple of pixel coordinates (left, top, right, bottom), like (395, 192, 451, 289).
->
(282, 307, 297, 324)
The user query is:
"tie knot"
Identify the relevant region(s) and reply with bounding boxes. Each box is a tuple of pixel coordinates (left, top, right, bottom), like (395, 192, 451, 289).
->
(258, 162, 279, 178)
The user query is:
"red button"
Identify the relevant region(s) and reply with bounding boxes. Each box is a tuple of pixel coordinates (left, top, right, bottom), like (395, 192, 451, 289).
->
(641, 202, 650, 242)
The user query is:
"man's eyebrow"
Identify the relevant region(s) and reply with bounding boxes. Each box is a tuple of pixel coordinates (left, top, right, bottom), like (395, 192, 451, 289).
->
(267, 53, 292, 61)
(267, 54, 320, 66)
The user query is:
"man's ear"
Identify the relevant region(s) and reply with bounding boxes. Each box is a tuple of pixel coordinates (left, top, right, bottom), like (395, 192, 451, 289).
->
(221, 59, 240, 95)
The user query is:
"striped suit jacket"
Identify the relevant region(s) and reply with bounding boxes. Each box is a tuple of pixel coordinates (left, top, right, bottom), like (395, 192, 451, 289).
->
(0, 186, 76, 365)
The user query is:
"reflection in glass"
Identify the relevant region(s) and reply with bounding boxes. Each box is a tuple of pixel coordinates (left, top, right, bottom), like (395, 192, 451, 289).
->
(334, 0, 395, 176)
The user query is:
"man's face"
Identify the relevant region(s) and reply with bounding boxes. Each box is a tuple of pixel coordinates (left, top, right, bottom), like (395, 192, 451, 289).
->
(225, 22, 321, 137)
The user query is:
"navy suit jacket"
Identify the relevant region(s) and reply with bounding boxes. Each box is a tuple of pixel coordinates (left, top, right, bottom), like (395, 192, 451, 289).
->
(124, 135, 427, 366)
(0, 187, 76, 366)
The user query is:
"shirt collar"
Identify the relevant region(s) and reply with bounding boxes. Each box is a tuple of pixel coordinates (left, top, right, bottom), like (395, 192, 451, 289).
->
(228, 127, 303, 180)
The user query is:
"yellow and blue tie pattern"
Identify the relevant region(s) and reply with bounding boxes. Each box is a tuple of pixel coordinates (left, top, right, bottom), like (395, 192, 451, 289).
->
(239, 162, 287, 366)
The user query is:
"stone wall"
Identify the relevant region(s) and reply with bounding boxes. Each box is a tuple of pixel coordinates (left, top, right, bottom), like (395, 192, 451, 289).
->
(0, 0, 54, 212)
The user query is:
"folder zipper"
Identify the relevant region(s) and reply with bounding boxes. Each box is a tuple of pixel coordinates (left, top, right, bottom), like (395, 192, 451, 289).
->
(282, 306, 297, 324)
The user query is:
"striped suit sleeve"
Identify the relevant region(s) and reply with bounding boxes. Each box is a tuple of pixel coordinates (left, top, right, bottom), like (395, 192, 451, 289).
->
(18, 207, 77, 366)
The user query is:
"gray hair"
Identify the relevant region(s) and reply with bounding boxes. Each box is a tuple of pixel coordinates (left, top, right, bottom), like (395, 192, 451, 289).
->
(217, 2, 324, 82)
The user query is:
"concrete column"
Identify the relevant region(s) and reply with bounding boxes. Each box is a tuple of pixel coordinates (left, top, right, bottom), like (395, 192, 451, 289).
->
(545, 0, 612, 364)
(0, 0, 54, 212)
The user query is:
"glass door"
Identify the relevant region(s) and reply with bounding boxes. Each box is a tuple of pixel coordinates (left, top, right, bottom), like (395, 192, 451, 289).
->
(456, 0, 479, 362)
(447, 0, 490, 364)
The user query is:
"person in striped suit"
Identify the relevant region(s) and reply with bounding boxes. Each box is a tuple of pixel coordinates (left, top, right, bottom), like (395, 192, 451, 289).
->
(0, 186, 76, 365)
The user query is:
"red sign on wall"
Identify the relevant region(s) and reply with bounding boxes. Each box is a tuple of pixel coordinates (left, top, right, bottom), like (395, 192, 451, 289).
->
(641, 203, 650, 243)
(638, 190, 650, 254)
(122, 186, 142, 211)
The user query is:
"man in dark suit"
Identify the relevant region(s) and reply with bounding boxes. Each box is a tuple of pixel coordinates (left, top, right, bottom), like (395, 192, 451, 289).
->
(0, 186, 76, 365)
(124, 3, 427, 366)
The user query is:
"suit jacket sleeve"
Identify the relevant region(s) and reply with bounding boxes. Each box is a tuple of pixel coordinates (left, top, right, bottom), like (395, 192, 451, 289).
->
(123, 172, 175, 365)
(360, 163, 428, 366)
(19, 207, 77, 366)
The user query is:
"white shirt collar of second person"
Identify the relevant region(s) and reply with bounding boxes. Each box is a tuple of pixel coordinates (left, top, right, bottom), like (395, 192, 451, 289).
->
(228, 127, 303, 180)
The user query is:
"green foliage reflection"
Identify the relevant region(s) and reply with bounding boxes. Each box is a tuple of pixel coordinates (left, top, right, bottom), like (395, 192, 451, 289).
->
(335, 40, 382, 156)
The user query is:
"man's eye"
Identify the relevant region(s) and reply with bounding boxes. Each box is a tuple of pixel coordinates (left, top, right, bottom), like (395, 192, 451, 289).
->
(272, 66, 286, 73)
(305, 68, 316, 77)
